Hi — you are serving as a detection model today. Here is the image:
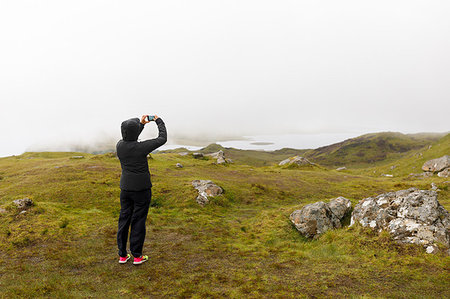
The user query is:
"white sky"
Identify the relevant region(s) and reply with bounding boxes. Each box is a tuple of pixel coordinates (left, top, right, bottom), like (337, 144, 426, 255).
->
(0, 1, 449, 156)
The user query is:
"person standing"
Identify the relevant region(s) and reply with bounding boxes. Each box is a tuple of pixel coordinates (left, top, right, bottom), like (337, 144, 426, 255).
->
(116, 114, 167, 265)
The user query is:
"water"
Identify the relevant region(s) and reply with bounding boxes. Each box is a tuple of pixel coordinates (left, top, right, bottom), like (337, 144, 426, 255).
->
(160, 132, 365, 152)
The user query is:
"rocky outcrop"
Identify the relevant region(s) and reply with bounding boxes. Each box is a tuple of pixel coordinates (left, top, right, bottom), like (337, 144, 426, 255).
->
(279, 156, 314, 167)
(13, 198, 33, 210)
(192, 180, 223, 205)
(351, 188, 450, 253)
(422, 155, 449, 173)
(206, 150, 229, 164)
(290, 197, 352, 238)
(192, 153, 204, 159)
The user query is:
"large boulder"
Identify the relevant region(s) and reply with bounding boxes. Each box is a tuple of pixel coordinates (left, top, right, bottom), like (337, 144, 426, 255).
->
(192, 180, 223, 205)
(279, 156, 314, 166)
(290, 197, 352, 238)
(422, 155, 450, 173)
(351, 188, 450, 253)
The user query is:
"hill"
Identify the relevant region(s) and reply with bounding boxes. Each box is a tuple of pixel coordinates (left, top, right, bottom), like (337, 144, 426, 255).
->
(303, 132, 446, 167)
(163, 132, 447, 168)
(0, 148, 449, 297)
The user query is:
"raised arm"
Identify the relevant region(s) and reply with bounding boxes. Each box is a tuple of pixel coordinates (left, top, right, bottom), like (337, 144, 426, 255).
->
(140, 116, 167, 154)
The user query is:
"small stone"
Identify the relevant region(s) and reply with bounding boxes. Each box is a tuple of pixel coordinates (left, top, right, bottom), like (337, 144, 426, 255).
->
(431, 183, 438, 191)
(71, 156, 84, 159)
(19, 210, 27, 215)
(176, 163, 183, 168)
(192, 180, 223, 205)
(381, 174, 393, 177)
(437, 168, 449, 178)
(426, 246, 437, 254)
(336, 167, 346, 171)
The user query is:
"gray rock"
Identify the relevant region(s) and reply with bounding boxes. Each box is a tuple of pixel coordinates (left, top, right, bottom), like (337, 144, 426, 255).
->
(192, 180, 223, 205)
(176, 163, 183, 168)
(279, 156, 313, 166)
(438, 168, 449, 178)
(351, 188, 450, 253)
(409, 172, 433, 178)
(13, 198, 33, 210)
(290, 197, 352, 238)
(381, 174, 393, 177)
(328, 196, 352, 220)
(192, 153, 204, 159)
(206, 150, 228, 164)
(70, 156, 84, 159)
(336, 167, 346, 171)
(422, 155, 450, 172)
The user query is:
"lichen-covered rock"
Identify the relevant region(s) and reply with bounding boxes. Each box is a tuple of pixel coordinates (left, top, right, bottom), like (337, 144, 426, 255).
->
(13, 198, 33, 210)
(290, 197, 352, 238)
(351, 188, 450, 253)
(192, 180, 223, 205)
(279, 156, 313, 166)
(422, 155, 450, 172)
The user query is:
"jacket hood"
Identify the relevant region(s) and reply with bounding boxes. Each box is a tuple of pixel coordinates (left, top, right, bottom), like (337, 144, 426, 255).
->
(121, 118, 141, 141)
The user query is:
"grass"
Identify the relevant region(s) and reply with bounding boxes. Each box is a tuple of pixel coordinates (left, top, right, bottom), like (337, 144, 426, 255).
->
(0, 139, 449, 298)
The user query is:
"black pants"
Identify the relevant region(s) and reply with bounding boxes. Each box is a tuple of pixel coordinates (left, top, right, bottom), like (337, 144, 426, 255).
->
(117, 188, 151, 257)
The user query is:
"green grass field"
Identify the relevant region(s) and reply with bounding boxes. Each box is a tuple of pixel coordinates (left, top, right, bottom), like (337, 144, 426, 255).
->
(0, 134, 449, 298)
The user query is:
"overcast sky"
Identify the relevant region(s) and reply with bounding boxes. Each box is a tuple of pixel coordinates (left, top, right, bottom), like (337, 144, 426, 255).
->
(1, 1, 449, 156)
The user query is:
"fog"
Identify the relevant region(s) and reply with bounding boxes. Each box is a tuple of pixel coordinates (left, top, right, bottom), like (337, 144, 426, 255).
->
(1, 1, 449, 157)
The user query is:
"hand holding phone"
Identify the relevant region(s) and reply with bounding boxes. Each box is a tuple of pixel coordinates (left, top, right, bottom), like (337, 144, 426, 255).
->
(146, 115, 155, 122)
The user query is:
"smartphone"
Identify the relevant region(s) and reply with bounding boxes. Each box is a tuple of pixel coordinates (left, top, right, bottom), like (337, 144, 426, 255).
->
(146, 115, 155, 121)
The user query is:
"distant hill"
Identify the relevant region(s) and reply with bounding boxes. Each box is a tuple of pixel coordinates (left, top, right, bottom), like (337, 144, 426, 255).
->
(162, 132, 448, 167)
(303, 132, 447, 167)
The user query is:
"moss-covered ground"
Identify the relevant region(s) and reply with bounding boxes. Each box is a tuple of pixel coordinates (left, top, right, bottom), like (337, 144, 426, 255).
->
(0, 139, 449, 297)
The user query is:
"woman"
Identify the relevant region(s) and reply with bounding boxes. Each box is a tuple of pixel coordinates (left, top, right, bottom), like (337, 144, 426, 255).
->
(116, 114, 167, 265)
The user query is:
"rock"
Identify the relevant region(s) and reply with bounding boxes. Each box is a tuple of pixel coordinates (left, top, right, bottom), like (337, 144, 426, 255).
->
(382, 174, 393, 177)
(176, 163, 183, 168)
(19, 210, 27, 215)
(409, 172, 433, 178)
(422, 155, 450, 172)
(279, 156, 314, 166)
(438, 168, 449, 178)
(225, 158, 233, 163)
(178, 152, 189, 156)
(13, 198, 33, 210)
(70, 156, 84, 159)
(351, 188, 450, 253)
(206, 150, 228, 164)
(336, 167, 346, 171)
(290, 197, 352, 238)
(328, 197, 352, 220)
(431, 183, 438, 191)
(426, 245, 437, 254)
(390, 165, 397, 170)
(192, 153, 204, 159)
(192, 180, 223, 205)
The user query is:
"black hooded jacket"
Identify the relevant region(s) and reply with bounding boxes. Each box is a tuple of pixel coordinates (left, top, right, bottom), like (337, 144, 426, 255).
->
(116, 117, 167, 191)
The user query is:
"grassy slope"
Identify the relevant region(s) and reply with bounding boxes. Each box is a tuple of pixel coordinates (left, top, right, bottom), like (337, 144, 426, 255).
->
(0, 145, 449, 297)
(303, 132, 446, 167)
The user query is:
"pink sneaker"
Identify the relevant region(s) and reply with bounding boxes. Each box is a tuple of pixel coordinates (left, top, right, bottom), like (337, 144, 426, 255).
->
(133, 255, 149, 265)
(119, 254, 131, 264)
